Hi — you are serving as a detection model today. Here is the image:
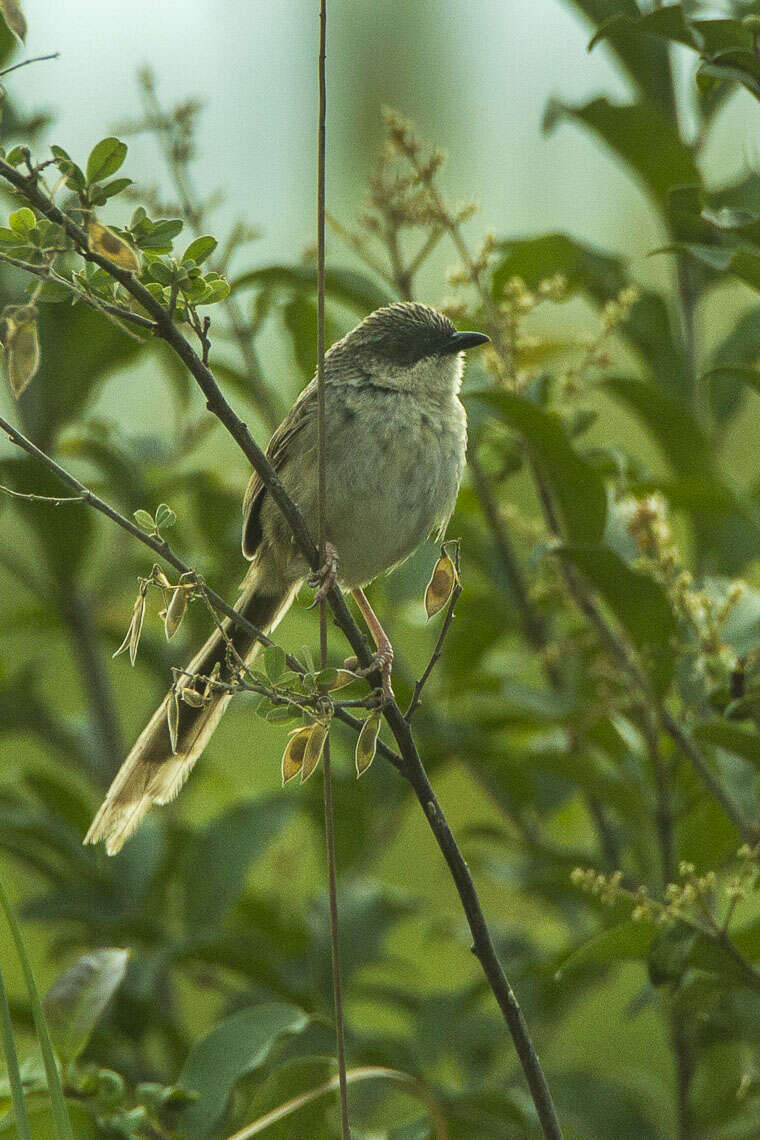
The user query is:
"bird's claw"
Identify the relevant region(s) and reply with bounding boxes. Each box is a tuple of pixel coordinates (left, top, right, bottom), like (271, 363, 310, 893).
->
(344, 643, 395, 702)
(307, 541, 339, 608)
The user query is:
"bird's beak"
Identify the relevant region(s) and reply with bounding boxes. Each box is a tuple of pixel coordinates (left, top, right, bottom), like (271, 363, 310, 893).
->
(443, 330, 490, 354)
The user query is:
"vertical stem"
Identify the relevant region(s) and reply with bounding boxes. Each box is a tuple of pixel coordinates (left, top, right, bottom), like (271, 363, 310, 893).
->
(58, 585, 122, 783)
(315, 4, 350, 1135)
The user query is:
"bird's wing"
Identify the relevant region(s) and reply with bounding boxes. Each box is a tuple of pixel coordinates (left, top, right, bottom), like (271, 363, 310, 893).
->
(242, 379, 317, 558)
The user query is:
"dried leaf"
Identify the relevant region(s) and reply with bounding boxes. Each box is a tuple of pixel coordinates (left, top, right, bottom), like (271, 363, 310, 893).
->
(164, 587, 189, 640)
(181, 687, 204, 708)
(167, 690, 180, 754)
(329, 669, 357, 691)
(355, 711, 381, 777)
(282, 726, 310, 784)
(202, 661, 221, 700)
(424, 548, 459, 619)
(87, 219, 140, 273)
(301, 722, 328, 782)
(5, 316, 39, 398)
(113, 590, 147, 665)
(0, 0, 27, 41)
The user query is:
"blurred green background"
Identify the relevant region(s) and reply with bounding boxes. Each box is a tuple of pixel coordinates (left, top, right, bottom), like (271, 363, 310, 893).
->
(3, 2, 760, 1137)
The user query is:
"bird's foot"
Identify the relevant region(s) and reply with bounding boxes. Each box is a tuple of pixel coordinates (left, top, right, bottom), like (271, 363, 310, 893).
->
(307, 541, 339, 608)
(345, 639, 394, 702)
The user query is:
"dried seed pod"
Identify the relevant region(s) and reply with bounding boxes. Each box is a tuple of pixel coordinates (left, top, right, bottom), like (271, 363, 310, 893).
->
(167, 689, 180, 754)
(301, 722, 329, 783)
(164, 586, 189, 640)
(87, 219, 140, 273)
(355, 711, 381, 776)
(113, 589, 146, 666)
(180, 687, 204, 708)
(5, 315, 39, 398)
(281, 725, 311, 785)
(202, 661, 222, 700)
(424, 547, 459, 619)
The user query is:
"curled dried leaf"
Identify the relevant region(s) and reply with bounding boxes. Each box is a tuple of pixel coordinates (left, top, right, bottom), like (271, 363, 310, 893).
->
(301, 721, 329, 782)
(167, 689, 180, 754)
(282, 725, 311, 785)
(87, 219, 140, 273)
(164, 587, 189, 640)
(355, 711, 381, 777)
(5, 316, 39, 398)
(328, 669, 357, 691)
(424, 548, 459, 619)
(202, 661, 221, 700)
(180, 687, 204, 708)
(0, 0, 26, 41)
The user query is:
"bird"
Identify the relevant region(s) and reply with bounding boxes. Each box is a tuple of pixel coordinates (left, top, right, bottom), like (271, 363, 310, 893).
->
(84, 301, 489, 854)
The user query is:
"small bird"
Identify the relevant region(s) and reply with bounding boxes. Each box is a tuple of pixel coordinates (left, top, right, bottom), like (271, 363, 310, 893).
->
(85, 302, 489, 854)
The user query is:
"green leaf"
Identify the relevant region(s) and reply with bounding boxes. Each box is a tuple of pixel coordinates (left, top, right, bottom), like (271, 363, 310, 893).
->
(600, 376, 712, 479)
(98, 176, 133, 201)
(564, 0, 674, 109)
(43, 949, 130, 1064)
(179, 1004, 309, 1139)
(264, 644, 286, 681)
(0, 875, 74, 1140)
(85, 137, 127, 183)
(559, 544, 677, 693)
(693, 721, 760, 771)
(673, 243, 760, 294)
(556, 919, 656, 981)
(543, 96, 701, 214)
(0, 957, 32, 1139)
(8, 208, 35, 236)
(182, 796, 293, 928)
(181, 235, 218, 266)
(154, 502, 176, 530)
(232, 264, 393, 313)
(132, 509, 155, 530)
(472, 389, 607, 543)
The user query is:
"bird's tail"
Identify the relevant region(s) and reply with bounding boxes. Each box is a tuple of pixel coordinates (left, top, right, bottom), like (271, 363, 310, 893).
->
(84, 567, 297, 855)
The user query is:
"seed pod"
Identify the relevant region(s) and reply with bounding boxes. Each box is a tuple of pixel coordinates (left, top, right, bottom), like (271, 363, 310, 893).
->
(301, 722, 329, 782)
(5, 315, 39, 398)
(180, 687, 204, 708)
(281, 725, 311, 784)
(87, 219, 140, 273)
(355, 711, 381, 777)
(424, 547, 459, 619)
(167, 689, 180, 754)
(202, 661, 221, 700)
(112, 589, 146, 666)
(164, 586, 189, 640)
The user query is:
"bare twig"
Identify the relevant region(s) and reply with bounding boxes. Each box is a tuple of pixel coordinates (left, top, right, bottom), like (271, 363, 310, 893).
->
(315, 5, 350, 1135)
(405, 576, 462, 720)
(0, 53, 59, 79)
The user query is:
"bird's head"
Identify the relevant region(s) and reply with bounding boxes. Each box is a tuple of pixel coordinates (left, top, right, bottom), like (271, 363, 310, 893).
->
(328, 301, 489, 398)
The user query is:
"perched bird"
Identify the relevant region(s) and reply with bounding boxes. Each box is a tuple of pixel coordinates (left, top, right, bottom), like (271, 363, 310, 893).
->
(85, 302, 489, 854)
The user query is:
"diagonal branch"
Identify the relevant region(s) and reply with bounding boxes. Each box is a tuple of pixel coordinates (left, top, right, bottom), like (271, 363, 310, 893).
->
(0, 160, 562, 1139)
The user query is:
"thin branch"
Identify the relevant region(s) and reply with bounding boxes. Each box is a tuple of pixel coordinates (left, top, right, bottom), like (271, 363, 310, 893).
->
(405, 577, 461, 720)
(0, 53, 59, 79)
(315, 4, 350, 1135)
(0, 160, 562, 1139)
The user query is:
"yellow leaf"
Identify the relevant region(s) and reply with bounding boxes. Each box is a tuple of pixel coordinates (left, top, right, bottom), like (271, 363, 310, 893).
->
(164, 587, 188, 640)
(301, 722, 329, 782)
(424, 549, 459, 619)
(355, 711, 381, 777)
(282, 726, 311, 784)
(0, 0, 26, 41)
(329, 669, 357, 691)
(167, 690, 180, 754)
(5, 316, 39, 398)
(87, 220, 140, 273)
